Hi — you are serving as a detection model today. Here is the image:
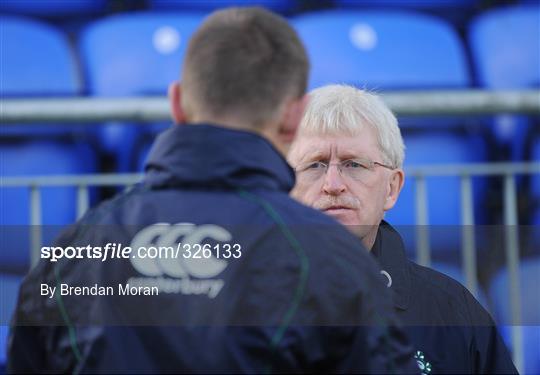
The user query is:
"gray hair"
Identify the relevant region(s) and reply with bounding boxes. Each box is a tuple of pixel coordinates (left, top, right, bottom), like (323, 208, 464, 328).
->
(298, 84, 405, 168)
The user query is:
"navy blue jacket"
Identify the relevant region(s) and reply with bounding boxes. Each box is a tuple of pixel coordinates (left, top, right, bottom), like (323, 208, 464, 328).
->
(9, 125, 416, 373)
(372, 221, 517, 374)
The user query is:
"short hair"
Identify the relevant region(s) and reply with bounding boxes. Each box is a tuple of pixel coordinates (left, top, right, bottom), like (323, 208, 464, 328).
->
(298, 85, 405, 168)
(181, 7, 309, 127)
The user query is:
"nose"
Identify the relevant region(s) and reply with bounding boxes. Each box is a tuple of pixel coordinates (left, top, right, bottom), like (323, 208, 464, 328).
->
(322, 164, 347, 195)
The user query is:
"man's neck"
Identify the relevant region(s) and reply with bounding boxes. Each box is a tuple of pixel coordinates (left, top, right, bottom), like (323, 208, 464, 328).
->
(359, 225, 379, 251)
(188, 117, 286, 155)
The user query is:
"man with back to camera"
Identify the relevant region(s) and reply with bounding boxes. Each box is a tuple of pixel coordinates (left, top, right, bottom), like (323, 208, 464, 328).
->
(8, 8, 417, 373)
(288, 84, 517, 374)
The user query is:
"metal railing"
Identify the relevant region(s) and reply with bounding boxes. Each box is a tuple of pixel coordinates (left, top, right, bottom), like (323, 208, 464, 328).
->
(1, 90, 539, 123)
(1, 90, 539, 372)
(2, 162, 540, 372)
(405, 162, 540, 374)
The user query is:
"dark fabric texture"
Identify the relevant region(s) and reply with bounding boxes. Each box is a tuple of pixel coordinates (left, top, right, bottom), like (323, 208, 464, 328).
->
(372, 221, 517, 374)
(9, 125, 416, 374)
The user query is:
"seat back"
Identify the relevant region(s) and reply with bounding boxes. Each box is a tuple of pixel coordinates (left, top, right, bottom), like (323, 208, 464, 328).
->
(293, 10, 469, 90)
(0, 0, 106, 16)
(386, 132, 487, 257)
(489, 257, 540, 374)
(469, 5, 540, 160)
(0, 142, 96, 272)
(79, 12, 204, 170)
(150, 0, 295, 13)
(1, 16, 83, 138)
(0, 275, 23, 369)
(1, 16, 79, 95)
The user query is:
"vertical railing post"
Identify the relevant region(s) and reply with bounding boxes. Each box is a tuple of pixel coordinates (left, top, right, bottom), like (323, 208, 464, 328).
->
(77, 184, 89, 219)
(29, 185, 42, 268)
(503, 173, 523, 373)
(460, 174, 478, 297)
(415, 175, 430, 267)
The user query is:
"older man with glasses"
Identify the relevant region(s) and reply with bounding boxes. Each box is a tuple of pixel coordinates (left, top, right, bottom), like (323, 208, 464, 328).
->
(288, 84, 516, 374)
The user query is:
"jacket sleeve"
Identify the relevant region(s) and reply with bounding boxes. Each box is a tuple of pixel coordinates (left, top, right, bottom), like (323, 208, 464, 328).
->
(302, 325, 418, 374)
(352, 269, 419, 374)
(333, 324, 419, 374)
(308, 231, 419, 374)
(463, 288, 518, 374)
(7, 326, 45, 373)
(241, 222, 419, 373)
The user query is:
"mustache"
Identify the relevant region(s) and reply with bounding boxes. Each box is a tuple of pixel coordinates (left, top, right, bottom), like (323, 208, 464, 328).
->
(313, 196, 360, 211)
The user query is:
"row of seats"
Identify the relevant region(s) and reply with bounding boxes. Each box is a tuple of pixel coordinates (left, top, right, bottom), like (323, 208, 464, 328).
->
(3, 7, 538, 145)
(2, 5, 538, 219)
(1, 11, 538, 225)
(1, 6, 539, 263)
(433, 255, 540, 375)
(2, 0, 533, 16)
(1, 4, 538, 273)
(1, 6, 538, 371)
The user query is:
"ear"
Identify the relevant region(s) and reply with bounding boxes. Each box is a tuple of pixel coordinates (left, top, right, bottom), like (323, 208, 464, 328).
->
(277, 94, 309, 146)
(383, 169, 405, 211)
(168, 81, 187, 124)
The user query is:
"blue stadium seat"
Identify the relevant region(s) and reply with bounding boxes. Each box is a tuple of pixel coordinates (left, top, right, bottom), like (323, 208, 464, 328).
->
(469, 5, 540, 161)
(79, 12, 204, 171)
(150, 0, 296, 13)
(386, 132, 488, 225)
(489, 257, 540, 375)
(0, 274, 22, 369)
(470, 6, 540, 89)
(1, 18, 97, 368)
(0, 15, 86, 138)
(0, 0, 106, 16)
(1, 16, 97, 273)
(333, 0, 480, 27)
(0, 142, 96, 273)
(293, 10, 469, 90)
(335, 0, 476, 9)
(497, 325, 540, 375)
(385, 132, 487, 257)
(1, 16, 79, 95)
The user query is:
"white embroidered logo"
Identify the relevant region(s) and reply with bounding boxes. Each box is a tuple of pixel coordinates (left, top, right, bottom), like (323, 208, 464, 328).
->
(129, 223, 231, 298)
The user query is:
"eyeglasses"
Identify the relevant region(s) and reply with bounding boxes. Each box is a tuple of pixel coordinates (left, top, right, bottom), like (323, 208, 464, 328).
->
(294, 158, 394, 182)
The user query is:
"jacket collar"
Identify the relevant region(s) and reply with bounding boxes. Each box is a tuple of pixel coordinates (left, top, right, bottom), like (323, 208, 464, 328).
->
(143, 124, 295, 192)
(371, 220, 411, 310)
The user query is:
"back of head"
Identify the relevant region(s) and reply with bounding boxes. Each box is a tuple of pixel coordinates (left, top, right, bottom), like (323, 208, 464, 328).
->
(182, 7, 309, 128)
(295, 84, 405, 169)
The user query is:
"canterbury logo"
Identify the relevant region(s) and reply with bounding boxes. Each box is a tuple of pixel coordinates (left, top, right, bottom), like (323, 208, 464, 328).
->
(130, 223, 230, 279)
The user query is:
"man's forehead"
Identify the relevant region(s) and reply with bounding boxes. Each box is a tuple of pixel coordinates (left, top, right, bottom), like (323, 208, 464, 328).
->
(292, 131, 377, 161)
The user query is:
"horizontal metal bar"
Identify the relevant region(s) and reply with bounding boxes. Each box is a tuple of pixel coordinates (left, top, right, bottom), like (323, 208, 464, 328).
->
(7, 163, 531, 239)
(2, 162, 539, 187)
(405, 162, 540, 177)
(1, 90, 539, 123)
(1, 97, 170, 123)
(0, 173, 143, 187)
(381, 89, 540, 116)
